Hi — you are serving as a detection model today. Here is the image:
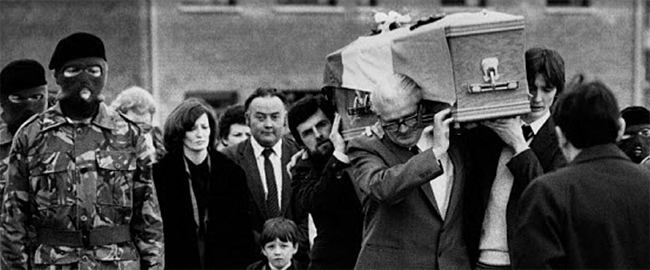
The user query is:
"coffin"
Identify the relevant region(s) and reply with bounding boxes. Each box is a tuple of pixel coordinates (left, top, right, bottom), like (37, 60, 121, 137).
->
(324, 10, 531, 140)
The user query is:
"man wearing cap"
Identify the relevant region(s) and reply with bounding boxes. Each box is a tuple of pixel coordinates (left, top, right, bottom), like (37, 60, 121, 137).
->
(0, 59, 48, 196)
(0, 32, 164, 269)
(618, 106, 650, 164)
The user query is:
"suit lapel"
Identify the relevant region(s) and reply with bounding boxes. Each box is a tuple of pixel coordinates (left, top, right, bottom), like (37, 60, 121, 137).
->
(443, 145, 464, 225)
(240, 139, 268, 219)
(383, 137, 442, 218)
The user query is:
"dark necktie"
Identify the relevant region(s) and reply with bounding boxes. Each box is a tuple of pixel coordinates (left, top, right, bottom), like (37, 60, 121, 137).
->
(522, 124, 534, 141)
(262, 148, 280, 218)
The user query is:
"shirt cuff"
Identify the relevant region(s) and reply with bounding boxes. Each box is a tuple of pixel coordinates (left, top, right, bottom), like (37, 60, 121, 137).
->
(333, 150, 350, 164)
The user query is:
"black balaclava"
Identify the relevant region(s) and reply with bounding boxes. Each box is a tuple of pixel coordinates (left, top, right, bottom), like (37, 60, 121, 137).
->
(54, 58, 106, 120)
(49, 32, 107, 120)
(619, 106, 650, 163)
(0, 59, 48, 134)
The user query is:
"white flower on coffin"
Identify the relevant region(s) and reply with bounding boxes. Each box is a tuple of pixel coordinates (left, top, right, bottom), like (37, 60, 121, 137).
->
(374, 11, 412, 33)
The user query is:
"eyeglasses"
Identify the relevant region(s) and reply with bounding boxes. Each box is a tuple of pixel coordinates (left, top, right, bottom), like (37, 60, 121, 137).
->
(381, 109, 420, 133)
(8, 94, 44, 103)
(621, 128, 650, 140)
(63, 65, 102, 78)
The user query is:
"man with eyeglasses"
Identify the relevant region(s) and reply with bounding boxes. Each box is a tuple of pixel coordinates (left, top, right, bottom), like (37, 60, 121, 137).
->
(346, 73, 471, 269)
(1, 32, 164, 269)
(0, 59, 48, 197)
(618, 106, 650, 164)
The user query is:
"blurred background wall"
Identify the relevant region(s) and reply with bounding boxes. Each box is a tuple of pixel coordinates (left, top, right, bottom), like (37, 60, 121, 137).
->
(1, 0, 648, 124)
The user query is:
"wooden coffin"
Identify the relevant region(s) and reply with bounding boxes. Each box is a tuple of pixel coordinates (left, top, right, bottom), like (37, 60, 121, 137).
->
(324, 10, 531, 140)
(442, 11, 530, 122)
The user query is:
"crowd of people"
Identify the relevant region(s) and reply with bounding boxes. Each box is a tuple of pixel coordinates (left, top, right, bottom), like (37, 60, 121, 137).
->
(0, 30, 648, 270)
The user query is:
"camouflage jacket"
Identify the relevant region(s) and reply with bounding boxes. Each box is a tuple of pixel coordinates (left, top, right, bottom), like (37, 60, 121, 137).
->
(0, 103, 164, 270)
(0, 117, 11, 197)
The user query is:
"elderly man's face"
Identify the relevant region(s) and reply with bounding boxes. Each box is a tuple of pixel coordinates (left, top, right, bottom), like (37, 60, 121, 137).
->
(618, 124, 650, 163)
(379, 97, 422, 148)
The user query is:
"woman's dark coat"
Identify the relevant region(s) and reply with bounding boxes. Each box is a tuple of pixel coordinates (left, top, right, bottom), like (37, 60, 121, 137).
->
(153, 149, 256, 269)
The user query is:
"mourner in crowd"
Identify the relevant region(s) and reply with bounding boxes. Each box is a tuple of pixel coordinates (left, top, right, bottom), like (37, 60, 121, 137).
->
(347, 73, 471, 269)
(111, 86, 165, 162)
(217, 104, 250, 152)
(0, 59, 48, 196)
(617, 105, 650, 163)
(0, 32, 164, 269)
(223, 88, 309, 269)
(287, 95, 362, 269)
(464, 47, 567, 269)
(247, 217, 300, 270)
(512, 76, 650, 269)
(153, 98, 255, 269)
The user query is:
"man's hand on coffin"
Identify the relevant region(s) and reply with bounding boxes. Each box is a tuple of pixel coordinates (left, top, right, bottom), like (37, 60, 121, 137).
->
(481, 116, 529, 155)
(420, 108, 453, 159)
(330, 113, 346, 154)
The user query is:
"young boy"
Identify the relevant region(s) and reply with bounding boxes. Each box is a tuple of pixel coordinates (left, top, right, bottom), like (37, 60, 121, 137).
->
(248, 218, 300, 270)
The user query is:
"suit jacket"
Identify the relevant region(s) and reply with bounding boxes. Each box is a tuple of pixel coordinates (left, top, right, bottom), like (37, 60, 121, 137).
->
(153, 149, 256, 269)
(347, 127, 471, 270)
(291, 154, 363, 269)
(222, 137, 309, 267)
(512, 144, 650, 269)
(464, 118, 566, 266)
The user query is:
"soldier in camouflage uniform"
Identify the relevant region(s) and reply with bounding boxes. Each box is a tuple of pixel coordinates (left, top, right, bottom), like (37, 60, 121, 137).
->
(0, 32, 164, 270)
(0, 59, 49, 196)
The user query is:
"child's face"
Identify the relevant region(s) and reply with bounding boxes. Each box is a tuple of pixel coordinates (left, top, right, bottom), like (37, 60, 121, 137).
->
(261, 238, 298, 269)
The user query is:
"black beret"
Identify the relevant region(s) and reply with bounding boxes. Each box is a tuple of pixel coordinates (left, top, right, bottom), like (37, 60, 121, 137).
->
(0, 59, 47, 96)
(49, 32, 106, 70)
(621, 106, 650, 127)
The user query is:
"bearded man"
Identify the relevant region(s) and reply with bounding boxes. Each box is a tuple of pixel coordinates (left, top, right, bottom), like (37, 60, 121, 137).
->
(287, 95, 362, 269)
(0, 32, 164, 270)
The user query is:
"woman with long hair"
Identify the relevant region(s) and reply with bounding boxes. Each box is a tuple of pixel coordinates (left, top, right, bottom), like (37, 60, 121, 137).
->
(153, 98, 255, 269)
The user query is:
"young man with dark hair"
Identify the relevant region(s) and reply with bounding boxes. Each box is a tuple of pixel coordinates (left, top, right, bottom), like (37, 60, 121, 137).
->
(0, 32, 164, 269)
(287, 95, 362, 269)
(465, 47, 567, 269)
(217, 104, 250, 151)
(0, 59, 48, 196)
(512, 77, 650, 269)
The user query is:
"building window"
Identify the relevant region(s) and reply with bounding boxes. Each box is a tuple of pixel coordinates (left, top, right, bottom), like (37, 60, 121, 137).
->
(185, 91, 239, 113)
(180, 0, 235, 6)
(441, 0, 486, 7)
(547, 0, 589, 7)
(277, 0, 336, 5)
(357, 0, 377, 6)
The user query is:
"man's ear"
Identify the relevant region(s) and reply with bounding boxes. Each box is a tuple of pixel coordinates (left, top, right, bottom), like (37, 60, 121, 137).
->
(616, 117, 626, 142)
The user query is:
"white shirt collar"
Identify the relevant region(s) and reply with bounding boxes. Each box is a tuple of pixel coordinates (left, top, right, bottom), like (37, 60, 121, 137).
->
(525, 111, 550, 136)
(268, 261, 292, 270)
(251, 137, 283, 159)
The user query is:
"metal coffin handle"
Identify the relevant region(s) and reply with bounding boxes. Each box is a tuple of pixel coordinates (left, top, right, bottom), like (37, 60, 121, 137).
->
(467, 57, 519, 93)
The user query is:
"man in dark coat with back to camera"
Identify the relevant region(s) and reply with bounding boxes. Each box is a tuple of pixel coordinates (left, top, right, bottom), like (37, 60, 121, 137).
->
(0, 59, 48, 196)
(512, 77, 650, 269)
(287, 94, 362, 269)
